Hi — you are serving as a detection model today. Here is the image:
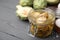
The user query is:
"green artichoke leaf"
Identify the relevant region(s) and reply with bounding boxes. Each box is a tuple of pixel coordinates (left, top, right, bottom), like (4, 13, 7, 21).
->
(33, 0, 47, 9)
(20, 0, 33, 6)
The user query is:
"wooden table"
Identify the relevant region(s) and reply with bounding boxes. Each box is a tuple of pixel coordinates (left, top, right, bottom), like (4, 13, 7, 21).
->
(0, 0, 60, 40)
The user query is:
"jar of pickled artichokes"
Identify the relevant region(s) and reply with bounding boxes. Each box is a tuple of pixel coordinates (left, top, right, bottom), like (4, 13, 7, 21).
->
(28, 8, 55, 38)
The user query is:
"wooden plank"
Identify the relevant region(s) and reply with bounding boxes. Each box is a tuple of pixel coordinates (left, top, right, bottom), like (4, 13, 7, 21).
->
(0, 0, 60, 40)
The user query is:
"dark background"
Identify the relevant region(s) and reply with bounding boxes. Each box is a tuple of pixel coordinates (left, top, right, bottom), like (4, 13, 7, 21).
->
(0, 0, 60, 40)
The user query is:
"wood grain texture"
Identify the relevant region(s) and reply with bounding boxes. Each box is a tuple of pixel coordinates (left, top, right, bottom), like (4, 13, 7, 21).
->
(0, 0, 60, 40)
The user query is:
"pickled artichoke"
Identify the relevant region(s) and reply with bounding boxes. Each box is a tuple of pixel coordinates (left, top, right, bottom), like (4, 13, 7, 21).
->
(33, 0, 47, 9)
(20, 0, 33, 6)
(28, 9, 55, 37)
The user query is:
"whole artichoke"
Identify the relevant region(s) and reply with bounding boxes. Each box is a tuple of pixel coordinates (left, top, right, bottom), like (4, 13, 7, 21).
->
(46, 0, 59, 5)
(33, 0, 47, 9)
(20, 0, 33, 7)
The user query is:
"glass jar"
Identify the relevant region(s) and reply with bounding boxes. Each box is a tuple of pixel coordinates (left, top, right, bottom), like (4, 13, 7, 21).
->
(28, 8, 55, 37)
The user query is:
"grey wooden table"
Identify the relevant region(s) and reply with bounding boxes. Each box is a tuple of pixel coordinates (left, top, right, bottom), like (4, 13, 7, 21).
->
(0, 0, 60, 40)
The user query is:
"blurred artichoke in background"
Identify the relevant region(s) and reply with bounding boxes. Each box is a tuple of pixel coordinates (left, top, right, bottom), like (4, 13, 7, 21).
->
(33, 0, 47, 9)
(20, 0, 33, 7)
(46, 0, 59, 5)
